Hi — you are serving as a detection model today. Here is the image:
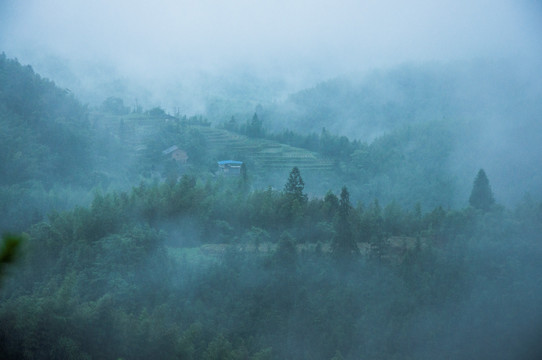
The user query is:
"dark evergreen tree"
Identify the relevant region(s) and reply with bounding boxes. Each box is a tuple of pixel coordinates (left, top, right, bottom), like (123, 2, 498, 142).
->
(246, 113, 263, 137)
(323, 190, 340, 221)
(284, 167, 307, 204)
(238, 162, 249, 192)
(332, 187, 360, 260)
(366, 199, 385, 261)
(281, 167, 308, 224)
(469, 169, 495, 211)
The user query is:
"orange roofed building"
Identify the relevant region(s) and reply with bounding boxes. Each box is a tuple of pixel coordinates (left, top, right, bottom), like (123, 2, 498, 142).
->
(162, 145, 189, 164)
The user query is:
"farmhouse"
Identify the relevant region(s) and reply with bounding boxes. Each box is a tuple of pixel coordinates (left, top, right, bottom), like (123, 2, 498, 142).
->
(217, 160, 243, 175)
(162, 145, 189, 164)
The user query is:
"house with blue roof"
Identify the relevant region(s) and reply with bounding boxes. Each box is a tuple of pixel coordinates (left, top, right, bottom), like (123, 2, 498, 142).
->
(217, 160, 243, 175)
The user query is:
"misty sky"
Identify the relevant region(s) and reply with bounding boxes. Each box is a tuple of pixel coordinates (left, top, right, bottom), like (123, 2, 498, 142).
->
(1, 0, 541, 84)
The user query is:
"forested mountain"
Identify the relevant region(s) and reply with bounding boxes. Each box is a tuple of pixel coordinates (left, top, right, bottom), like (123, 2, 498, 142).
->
(248, 60, 542, 206)
(0, 53, 92, 185)
(1, 55, 542, 359)
(0, 54, 98, 231)
(261, 61, 540, 139)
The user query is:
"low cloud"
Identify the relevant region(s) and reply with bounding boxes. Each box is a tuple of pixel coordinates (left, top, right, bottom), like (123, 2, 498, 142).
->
(1, 0, 541, 103)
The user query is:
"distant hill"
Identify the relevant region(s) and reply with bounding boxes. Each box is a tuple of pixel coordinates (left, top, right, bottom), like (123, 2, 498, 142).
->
(2, 54, 541, 235)
(0, 53, 92, 186)
(0, 54, 98, 232)
(255, 60, 542, 206)
(261, 60, 540, 140)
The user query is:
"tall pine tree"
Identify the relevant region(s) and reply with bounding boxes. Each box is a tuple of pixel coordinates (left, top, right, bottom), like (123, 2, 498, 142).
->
(284, 167, 307, 204)
(281, 167, 308, 224)
(469, 169, 495, 211)
(332, 187, 360, 261)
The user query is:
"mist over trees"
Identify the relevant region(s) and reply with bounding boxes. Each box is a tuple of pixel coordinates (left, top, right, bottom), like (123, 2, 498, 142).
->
(1, 14, 542, 357)
(1, 160, 541, 359)
(255, 61, 542, 206)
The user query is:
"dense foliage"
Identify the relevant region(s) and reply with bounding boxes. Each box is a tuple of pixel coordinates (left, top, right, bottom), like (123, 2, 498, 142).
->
(221, 114, 457, 209)
(1, 169, 542, 359)
(0, 53, 91, 185)
(1, 54, 542, 359)
(216, 60, 542, 206)
(0, 54, 96, 232)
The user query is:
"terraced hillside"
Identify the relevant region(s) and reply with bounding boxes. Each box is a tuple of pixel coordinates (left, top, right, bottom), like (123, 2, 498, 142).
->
(194, 126, 335, 171)
(90, 112, 336, 191)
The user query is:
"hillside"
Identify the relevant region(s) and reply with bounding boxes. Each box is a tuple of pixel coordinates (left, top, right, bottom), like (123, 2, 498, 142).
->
(89, 109, 456, 210)
(239, 60, 542, 206)
(1, 54, 542, 360)
(2, 161, 541, 360)
(2, 1, 542, 358)
(195, 126, 334, 171)
(89, 111, 334, 182)
(0, 53, 91, 186)
(260, 61, 539, 138)
(4, 54, 531, 235)
(0, 54, 96, 231)
(85, 107, 459, 210)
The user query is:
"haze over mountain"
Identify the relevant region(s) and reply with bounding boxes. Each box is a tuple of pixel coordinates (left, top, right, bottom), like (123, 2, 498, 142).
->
(1, 0, 541, 112)
(2, 0, 542, 206)
(2, 2, 542, 359)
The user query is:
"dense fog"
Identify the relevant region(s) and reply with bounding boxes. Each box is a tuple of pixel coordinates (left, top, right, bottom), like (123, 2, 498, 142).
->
(2, 0, 541, 110)
(1, 1, 542, 359)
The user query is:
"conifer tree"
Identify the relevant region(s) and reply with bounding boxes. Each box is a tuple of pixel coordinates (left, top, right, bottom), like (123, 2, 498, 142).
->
(332, 186, 360, 260)
(284, 167, 307, 204)
(238, 162, 249, 192)
(247, 113, 263, 137)
(469, 169, 495, 211)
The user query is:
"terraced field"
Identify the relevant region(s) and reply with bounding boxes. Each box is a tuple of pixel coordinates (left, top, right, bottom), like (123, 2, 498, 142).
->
(91, 112, 335, 180)
(194, 126, 335, 171)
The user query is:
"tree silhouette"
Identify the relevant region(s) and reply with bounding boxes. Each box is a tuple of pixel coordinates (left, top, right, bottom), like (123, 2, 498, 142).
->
(284, 167, 307, 204)
(469, 169, 495, 211)
(280, 167, 308, 224)
(246, 113, 263, 137)
(238, 162, 249, 192)
(332, 187, 360, 261)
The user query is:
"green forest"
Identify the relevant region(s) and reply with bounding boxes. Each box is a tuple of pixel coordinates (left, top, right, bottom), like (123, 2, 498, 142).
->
(1, 53, 542, 360)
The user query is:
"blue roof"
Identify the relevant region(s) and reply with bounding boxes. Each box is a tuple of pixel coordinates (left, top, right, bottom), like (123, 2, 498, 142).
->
(218, 160, 243, 165)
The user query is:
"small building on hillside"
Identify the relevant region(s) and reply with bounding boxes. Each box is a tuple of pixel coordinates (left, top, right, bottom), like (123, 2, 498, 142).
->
(162, 145, 189, 164)
(217, 160, 243, 175)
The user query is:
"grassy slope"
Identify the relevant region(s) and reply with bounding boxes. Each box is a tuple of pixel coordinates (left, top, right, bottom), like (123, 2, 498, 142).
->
(92, 110, 338, 193)
(195, 125, 334, 171)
